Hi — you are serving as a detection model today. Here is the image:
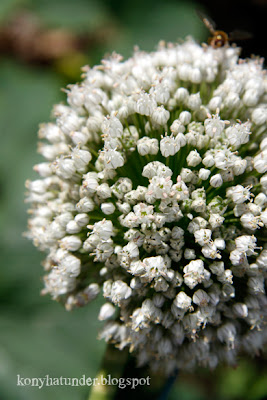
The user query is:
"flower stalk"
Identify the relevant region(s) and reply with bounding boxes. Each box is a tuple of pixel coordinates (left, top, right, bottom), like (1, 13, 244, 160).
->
(87, 344, 128, 400)
(88, 344, 171, 400)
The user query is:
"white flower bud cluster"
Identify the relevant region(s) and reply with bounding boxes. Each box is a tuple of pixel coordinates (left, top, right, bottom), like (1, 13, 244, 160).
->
(26, 39, 267, 374)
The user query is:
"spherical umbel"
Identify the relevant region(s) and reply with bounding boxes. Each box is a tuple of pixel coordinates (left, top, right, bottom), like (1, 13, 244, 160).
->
(26, 39, 267, 374)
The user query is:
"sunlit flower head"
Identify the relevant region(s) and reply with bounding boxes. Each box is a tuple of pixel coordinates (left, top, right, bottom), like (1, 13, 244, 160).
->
(26, 38, 267, 374)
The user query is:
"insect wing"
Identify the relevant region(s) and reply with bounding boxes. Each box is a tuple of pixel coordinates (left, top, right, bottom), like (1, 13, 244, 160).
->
(228, 30, 253, 42)
(196, 9, 216, 34)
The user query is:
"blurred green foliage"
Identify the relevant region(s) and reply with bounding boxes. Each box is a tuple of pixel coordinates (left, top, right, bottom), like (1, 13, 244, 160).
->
(32, 0, 110, 33)
(0, 0, 266, 399)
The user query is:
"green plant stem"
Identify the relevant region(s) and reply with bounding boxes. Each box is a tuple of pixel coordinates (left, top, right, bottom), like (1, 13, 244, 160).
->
(157, 368, 179, 400)
(88, 344, 128, 400)
(87, 344, 176, 400)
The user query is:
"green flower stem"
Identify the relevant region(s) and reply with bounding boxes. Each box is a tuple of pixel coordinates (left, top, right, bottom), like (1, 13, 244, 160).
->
(87, 344, 128, 400)
(90, 148, 100, 159)
(87, 344, 172, 400)
(225, 218, 239, 224)
(223, 210, 234, 217)
(157, 369, 179, 400)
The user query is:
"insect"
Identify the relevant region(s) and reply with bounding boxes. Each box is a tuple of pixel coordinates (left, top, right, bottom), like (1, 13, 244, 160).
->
(197, 10, 252, 48)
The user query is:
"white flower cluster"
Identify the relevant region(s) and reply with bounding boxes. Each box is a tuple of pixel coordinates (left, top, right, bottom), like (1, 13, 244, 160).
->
(26, 39, 267, 373)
